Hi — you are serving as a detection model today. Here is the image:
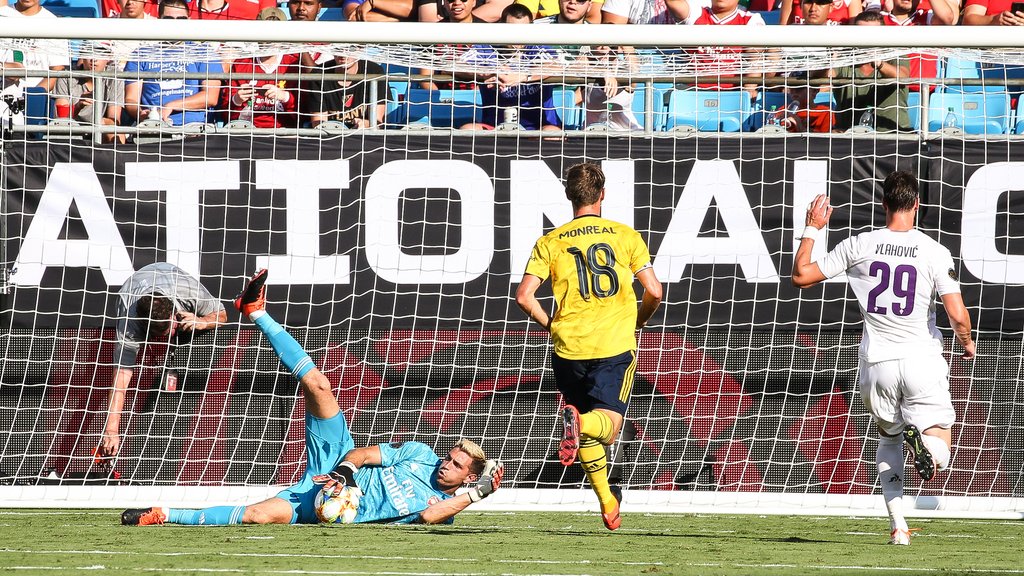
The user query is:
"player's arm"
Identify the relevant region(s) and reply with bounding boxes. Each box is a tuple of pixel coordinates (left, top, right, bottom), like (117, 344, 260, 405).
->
(99, 366, 134, 457)
(417, 461, 504, 524)
(313, 445, 382, 494)
(177, 307, 228, 332)
(515, 274, 552, 332)
(635, 266, 663, 329)
(791, 194, 834, 289)
(941, 292, 976, 359)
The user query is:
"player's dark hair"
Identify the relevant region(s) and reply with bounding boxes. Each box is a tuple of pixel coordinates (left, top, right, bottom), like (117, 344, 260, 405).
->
(565, 162, 604, 208)
(853, 9, 883, 24)
(501, 2, 534, 21)
(158, 0, 188, 15)
(137, 295, 174, 340)
(882, 170, 919, 213)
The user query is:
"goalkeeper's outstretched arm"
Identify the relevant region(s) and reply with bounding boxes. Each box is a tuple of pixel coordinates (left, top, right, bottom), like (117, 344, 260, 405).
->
(418, 461, 504, 524)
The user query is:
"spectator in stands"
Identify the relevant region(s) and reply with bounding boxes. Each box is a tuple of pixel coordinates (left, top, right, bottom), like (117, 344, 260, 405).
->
(105, 0, 159, 17)
(189, 0, 278, 20)
(578, 45, 641, 130)
(304, 51, 388, 128)
(517, 0, 561, 18)
(226, 52, 301, 128)
(418, 0, 486, 90)
(780, 0, 862, 24)
(829, 10, 911, 132)
(98, 263, 227, 459)
(460, 4, 562, 131)
(0, 0, 70, 125)
(880, 0, 954, 94)
(795, 0, 840, 24)
(123, 0, 224, 126)
(774, 0, 842, 132)
(691, 0, 768, 97)
(52, 43, 126, 143)
(602, 0, 693, 23)
(963, 0, 1024, 24)
(535, 0, 592, 22)
(288, 0, 322, 20)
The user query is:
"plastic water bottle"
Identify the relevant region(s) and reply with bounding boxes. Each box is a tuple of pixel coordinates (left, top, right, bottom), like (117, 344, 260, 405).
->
(858, 109, 875, 130)
(769, 105, 781, 127)
(943, 107, 959, 130)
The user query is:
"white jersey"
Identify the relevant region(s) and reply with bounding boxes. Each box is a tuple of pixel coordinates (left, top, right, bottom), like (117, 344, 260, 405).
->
(816, 228, 960, 362)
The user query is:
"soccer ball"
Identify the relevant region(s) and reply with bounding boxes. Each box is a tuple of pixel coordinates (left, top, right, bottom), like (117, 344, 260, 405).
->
(314, 484, 360, 524)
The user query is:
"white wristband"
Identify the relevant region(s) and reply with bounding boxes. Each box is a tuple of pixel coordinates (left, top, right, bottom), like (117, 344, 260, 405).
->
(800, 226, 818, 241)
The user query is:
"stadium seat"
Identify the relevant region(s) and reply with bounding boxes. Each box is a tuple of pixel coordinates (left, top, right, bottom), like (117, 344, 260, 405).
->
(745, 90, 789, 131)
(754, 10, 781, 24)
(23, 86, 50, 127)
(403, 88, 481, 128)
(941, 56, 987, 93)
(550, 87, 582, 131)
(664, 89, 751, 132)
(46, 4, 99, 17)
(926, 92, 1011, 135)
(319, 7, 344, 20)
(906, 90, 922, 132)
(631, 85, 668, 131)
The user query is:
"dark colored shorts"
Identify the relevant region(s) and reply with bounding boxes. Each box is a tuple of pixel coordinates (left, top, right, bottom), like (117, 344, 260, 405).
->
(551, 350, 637, 415)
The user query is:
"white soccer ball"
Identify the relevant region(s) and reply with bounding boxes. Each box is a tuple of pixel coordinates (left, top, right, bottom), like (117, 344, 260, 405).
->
(314, 484, 360, 524)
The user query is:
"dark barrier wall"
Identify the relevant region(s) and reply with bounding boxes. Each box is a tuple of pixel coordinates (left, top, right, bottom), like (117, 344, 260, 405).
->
(1, 136, 1022, 498)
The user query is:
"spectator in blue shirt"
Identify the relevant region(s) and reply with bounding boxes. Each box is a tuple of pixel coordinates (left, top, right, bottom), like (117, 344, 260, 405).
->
(123, 0, 223, 125)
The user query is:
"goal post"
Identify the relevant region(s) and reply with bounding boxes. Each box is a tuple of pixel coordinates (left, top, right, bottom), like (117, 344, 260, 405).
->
(0, 21, 1022, 519)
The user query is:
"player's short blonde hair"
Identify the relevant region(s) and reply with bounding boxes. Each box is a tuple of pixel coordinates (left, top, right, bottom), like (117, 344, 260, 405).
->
(453, 438, 487, 476)
(565, 162, 604, 208)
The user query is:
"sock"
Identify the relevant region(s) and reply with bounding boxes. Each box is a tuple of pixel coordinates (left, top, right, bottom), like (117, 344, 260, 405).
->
(579, 439, 617, 514)
(877, 434, 907, 531)
(254, 313, 315, 380)
(168, 505, 245, 525)
(579, 411, 616, 445)
(921, 434, 951, 471)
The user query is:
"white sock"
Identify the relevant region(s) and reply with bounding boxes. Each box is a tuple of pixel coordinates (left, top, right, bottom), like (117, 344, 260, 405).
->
(877, 435, 907, 531)
(249, 310, 266, 321)
(921, 434, 951, 471)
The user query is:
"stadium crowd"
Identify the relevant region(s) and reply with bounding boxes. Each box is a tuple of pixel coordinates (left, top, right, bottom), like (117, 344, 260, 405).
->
(1, 0, 1023, 134)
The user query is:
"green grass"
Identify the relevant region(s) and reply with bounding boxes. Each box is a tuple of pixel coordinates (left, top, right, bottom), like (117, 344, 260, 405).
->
(1, 510, 1022, 575)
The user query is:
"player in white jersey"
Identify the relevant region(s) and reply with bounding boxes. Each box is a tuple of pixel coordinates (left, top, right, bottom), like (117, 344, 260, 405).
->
(791, 170, 975, 546)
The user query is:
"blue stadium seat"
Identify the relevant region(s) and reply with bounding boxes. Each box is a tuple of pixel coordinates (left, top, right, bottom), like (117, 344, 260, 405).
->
(23, 86, 50, 127)
(926, 92, 1012, 134)
(941, 56, 987, 93)
(631, 85, 668, 131)
(745, 90, 790, 131)
(754, 10, 781, 24)
(403, 88, 481, 128)
(906, 90, 922, 131)
(665, 89, 751, 132)
(550, 87, 582, 130)
(319, 7, 344, 20)
(46, 4, 99, 17)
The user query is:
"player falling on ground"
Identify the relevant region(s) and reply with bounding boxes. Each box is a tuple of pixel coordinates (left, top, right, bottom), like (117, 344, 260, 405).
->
(792, 170, 975, 545)
(515, 162, 663, 530)
(123, 268, 502, 526)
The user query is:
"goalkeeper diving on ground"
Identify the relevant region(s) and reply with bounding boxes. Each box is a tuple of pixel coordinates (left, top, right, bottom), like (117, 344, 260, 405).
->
(122, 268, 503, 526)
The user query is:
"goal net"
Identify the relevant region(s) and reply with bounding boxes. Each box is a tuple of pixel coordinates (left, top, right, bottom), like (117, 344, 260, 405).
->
(0, 21, 1022, 518)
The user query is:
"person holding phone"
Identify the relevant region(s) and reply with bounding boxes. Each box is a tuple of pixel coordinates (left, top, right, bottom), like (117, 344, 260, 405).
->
(226, 51, 302, 128)
(963, 0, 1024, 25)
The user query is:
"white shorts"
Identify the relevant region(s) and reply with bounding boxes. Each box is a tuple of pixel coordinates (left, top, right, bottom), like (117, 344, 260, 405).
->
(859, 355, 955, 437)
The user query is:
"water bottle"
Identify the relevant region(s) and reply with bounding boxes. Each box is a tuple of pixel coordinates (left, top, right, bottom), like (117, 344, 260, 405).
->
(769, 105, 781, 127)
(858, 109, 875, 130)
(943, 107, 959, 130)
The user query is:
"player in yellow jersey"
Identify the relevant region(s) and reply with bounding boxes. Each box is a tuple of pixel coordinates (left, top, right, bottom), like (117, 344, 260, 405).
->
(515, 162, 662, 531)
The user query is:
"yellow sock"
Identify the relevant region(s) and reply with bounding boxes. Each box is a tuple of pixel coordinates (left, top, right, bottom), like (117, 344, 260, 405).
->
(579, 439, 617, 513)
(579, 411, 615, 445)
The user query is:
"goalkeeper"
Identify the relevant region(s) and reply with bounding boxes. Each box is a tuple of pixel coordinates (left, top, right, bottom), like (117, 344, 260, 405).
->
(123, 269, 503, 526)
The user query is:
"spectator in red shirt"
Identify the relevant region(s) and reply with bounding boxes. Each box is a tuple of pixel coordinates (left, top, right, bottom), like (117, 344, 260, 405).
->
(104, 0, 159, 17)
(347, 0, 417, 21)
(189, 0, 278, 20)
(226, 53, 302, 128)
(691, 0, 767, 94)
(881, 0, 954, 92)
(780, 0, 861, 24)
(963, 0, 1024, 24)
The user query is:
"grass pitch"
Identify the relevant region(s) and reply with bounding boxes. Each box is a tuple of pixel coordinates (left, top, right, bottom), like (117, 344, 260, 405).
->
(1, 510, 1021, 575)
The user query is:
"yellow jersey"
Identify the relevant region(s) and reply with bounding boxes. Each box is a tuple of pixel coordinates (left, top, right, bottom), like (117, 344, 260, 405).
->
(525, 214, 652, 360)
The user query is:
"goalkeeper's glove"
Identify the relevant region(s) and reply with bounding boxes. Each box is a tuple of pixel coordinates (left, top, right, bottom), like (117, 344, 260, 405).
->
(312, 461, 361, 496)
(467, 459, 503, 503)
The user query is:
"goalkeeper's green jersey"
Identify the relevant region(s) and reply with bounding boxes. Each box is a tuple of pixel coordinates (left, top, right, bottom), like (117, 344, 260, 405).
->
(525, 214, 652, 360)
